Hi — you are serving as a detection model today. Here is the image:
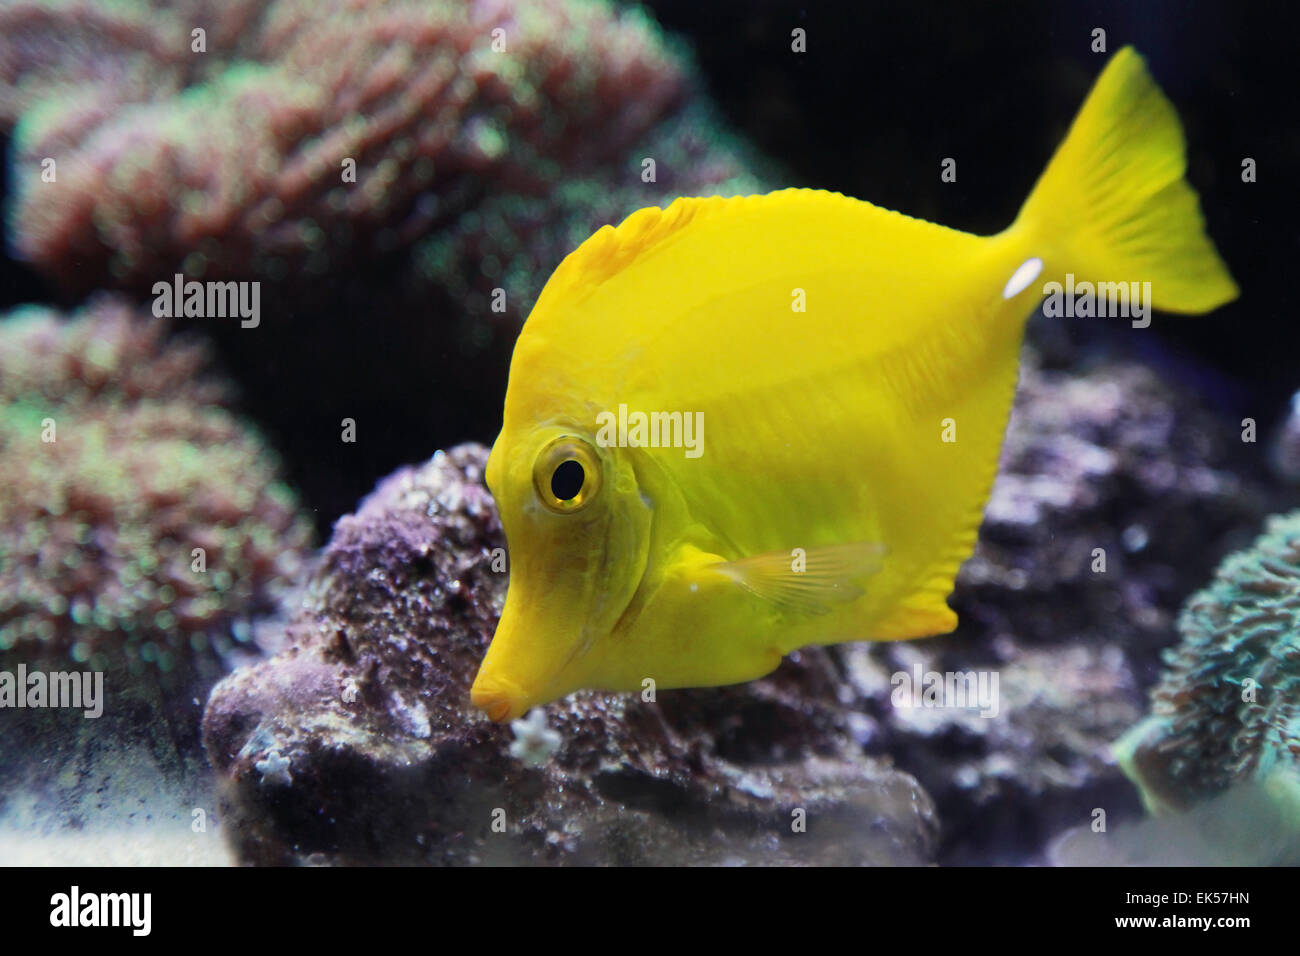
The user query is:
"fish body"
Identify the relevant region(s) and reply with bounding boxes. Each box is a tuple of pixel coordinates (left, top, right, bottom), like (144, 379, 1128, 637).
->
(472, 48, 1239, 722)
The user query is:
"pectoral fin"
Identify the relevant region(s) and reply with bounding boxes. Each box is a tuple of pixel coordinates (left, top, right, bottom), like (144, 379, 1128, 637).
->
(712, 541, 886, 615)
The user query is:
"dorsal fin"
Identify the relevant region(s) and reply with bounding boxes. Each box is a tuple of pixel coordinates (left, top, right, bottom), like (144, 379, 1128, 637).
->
(543, 195, 738, 301)
(533, 189, 972, 314)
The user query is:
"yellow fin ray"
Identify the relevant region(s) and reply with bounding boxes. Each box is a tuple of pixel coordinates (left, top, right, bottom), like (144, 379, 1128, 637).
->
(712, 541, 887, 616)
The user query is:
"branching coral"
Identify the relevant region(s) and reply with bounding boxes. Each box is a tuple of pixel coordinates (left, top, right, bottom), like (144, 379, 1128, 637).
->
(0, 297, 313, 675)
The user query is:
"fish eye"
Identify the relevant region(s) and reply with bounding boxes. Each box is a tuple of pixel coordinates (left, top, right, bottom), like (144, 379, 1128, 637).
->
(551, 459, 585, 500)
(533, 436, 602, 513)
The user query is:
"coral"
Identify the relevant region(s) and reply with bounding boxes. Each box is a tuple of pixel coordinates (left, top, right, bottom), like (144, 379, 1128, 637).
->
(0, 297, 313, 676)
(0, 1, 185, 125)
(1, 0, 690, 292)
(1113, 510, 1300, 819)
(508, 710, 562, 766)
(201, 445, 937, 866)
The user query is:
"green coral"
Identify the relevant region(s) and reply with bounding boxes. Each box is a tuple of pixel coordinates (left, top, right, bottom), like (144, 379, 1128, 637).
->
(0, 298, 313, 676)
(1114, 511, 1300, 831)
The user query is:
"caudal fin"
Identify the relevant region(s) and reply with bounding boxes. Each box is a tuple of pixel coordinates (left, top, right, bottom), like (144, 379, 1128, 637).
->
(1012, 47, 1238, 313)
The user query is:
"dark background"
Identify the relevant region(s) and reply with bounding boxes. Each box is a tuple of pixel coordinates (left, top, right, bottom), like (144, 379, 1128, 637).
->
(2, 0, 1296, 529)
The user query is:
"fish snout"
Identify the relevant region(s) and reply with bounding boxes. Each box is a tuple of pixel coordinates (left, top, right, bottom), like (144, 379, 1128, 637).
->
(469, 673, 530, 723)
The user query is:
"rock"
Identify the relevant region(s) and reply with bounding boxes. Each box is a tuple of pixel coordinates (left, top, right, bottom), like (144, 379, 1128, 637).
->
(201, 346, 1289, 866)
(202, 445, 937, 865)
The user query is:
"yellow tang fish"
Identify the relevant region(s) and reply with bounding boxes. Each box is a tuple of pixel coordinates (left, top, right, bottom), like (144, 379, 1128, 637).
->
(471, 47, 1238, 722)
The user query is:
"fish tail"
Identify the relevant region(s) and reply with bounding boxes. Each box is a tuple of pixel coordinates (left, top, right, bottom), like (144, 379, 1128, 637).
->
(1011, 46, 1238, 313)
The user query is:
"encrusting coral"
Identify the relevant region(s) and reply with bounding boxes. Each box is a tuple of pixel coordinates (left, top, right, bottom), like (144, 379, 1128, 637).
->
(0, 297, 313, 676)
(1114, 510, 1300, 822)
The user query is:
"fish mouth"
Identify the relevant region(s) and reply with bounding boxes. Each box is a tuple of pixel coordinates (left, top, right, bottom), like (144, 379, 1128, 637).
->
(469, 674, 530, 723)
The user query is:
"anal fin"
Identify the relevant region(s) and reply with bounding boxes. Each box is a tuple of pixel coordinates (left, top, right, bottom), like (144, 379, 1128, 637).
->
(870, 600, 958, 640)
